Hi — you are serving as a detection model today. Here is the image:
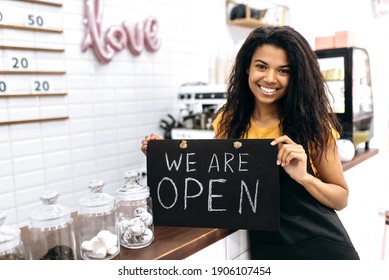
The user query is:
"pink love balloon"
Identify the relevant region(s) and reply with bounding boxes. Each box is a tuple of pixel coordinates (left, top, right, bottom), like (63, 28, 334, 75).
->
(82, 0, 162, 63)
(82, 0, 114, 63)
(144, 16, 162, 52)
(105, 26, 127, 52)
(123, 21, 144, 56)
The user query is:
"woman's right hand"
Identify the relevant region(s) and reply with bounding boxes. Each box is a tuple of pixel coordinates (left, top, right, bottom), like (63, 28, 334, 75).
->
(140, 133, 164, 155)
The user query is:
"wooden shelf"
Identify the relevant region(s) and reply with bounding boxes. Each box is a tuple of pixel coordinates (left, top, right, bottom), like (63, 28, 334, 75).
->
(226, 0, 289, 28)
(16, 0, 62, 7)
(0, 70, 66, 75)
(0, 45, 64, 52)
(114, 227, 236, 260)
(324, 79, 344, 82)
(227, 18, 269, 28)
(0, 24, 63, 34)
(0, 93, 67, 98)
(342, 148, 378, 171)
(0, 116, 68, 126)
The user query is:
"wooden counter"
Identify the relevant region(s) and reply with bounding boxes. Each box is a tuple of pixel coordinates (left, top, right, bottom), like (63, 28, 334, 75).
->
(113, 226, 236, 260)
(341, 148, 378, 171)
(20, 148, 378, 260)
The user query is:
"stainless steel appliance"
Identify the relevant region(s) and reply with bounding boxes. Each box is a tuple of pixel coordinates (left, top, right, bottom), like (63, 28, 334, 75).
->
(171, 84, 227, 139)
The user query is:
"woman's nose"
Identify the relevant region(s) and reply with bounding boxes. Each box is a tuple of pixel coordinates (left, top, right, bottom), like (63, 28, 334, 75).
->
(264, 70, 276, 83)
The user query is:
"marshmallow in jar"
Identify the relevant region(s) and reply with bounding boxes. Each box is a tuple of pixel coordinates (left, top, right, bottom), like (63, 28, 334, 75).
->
(116, 171, 154, 249)
(78, 180, 119, 260)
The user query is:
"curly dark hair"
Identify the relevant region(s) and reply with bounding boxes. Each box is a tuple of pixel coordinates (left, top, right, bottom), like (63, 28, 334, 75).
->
(215, 25, 341, 162)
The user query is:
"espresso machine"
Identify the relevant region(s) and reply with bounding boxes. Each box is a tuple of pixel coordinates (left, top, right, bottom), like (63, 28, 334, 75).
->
(169, 84, 227, 140)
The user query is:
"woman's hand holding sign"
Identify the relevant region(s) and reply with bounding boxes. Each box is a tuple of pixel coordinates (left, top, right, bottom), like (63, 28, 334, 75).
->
(141, 133, 163, 155)
(271, 135, 309, 184)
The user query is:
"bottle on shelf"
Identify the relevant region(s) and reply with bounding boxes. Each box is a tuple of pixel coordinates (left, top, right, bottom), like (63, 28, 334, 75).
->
(116, 171, 154, 249)
(0, 212, 26, 260)
(28, 189, 77, 260)
(78, 179, 119, 260)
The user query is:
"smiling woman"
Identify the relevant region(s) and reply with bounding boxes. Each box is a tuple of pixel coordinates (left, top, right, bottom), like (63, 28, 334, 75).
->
(212, 26, 359, 260)
(247, 44, 290, 128)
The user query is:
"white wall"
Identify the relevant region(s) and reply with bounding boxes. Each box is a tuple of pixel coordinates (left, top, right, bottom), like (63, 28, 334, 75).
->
(0, 0, 388, 228)
(0, 0, 235, 227)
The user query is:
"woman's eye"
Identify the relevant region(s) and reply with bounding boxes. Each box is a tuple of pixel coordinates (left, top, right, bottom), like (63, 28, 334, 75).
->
(256, 64, 267, 70)
(279, 68, 290, 74)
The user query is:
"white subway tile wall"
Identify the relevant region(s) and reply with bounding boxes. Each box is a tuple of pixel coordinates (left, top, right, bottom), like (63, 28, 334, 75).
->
(0, 0, 246, 227)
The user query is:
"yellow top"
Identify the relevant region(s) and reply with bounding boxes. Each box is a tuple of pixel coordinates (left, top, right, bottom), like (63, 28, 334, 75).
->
(212, 113, 338, 176)
(212, 113, 281, 139)
(246, 117, 281, 139)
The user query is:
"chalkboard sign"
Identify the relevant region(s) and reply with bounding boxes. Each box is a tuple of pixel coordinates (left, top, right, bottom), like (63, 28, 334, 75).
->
(146, 139, 279, 231)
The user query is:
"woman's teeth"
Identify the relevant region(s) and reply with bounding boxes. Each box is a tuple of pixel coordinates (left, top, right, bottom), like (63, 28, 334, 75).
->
(261, 86, 276, 93)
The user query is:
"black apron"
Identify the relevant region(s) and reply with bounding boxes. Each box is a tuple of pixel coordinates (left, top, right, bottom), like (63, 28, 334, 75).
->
(249, 164, 360, 260)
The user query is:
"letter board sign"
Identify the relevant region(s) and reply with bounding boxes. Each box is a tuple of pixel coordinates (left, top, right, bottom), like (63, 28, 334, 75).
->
(146, 139, 279, 231)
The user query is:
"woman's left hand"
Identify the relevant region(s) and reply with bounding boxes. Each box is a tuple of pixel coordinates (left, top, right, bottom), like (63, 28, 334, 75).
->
(271, 135, 309, 183)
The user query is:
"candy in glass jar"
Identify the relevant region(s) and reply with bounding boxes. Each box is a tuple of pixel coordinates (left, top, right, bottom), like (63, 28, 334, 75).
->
(28, 190, 77, 260)
(78, 179, 119, 259)
(116, 171, 154, 249)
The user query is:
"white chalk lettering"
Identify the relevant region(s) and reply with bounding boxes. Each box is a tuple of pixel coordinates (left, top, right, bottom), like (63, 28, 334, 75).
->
(239, 153, 249, 171)
(156, 177, 262, 214)
(224, 153, 234, 172)
(157, 177, 178, 209)
(184, 177, 203, 210)
(208, 179, 227, 212)
(208, 153, 220, 173)
(208, 153, 250, 173)
(164, 153, 182, 171)
(186, 153, 196, 172)
(164, 153, 196, 172)
(239, 179, 259, 214)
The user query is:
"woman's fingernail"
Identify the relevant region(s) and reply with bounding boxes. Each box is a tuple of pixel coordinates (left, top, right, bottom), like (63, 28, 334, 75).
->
(276, 160, 280, 165)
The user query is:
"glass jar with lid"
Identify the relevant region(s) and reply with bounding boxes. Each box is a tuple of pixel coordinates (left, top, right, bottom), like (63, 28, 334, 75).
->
(78, 179, 119, 260)
(116, 171, 154, 249)
(28, 189, 77, 260)
(0, 212, 26, 260)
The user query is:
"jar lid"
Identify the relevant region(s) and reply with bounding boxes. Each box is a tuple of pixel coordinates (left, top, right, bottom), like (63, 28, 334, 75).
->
(29, 189, 72, 229)
(116, 171, 150, 201)
(79, 180, 116, 214)
(0, 212, 22, 253)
